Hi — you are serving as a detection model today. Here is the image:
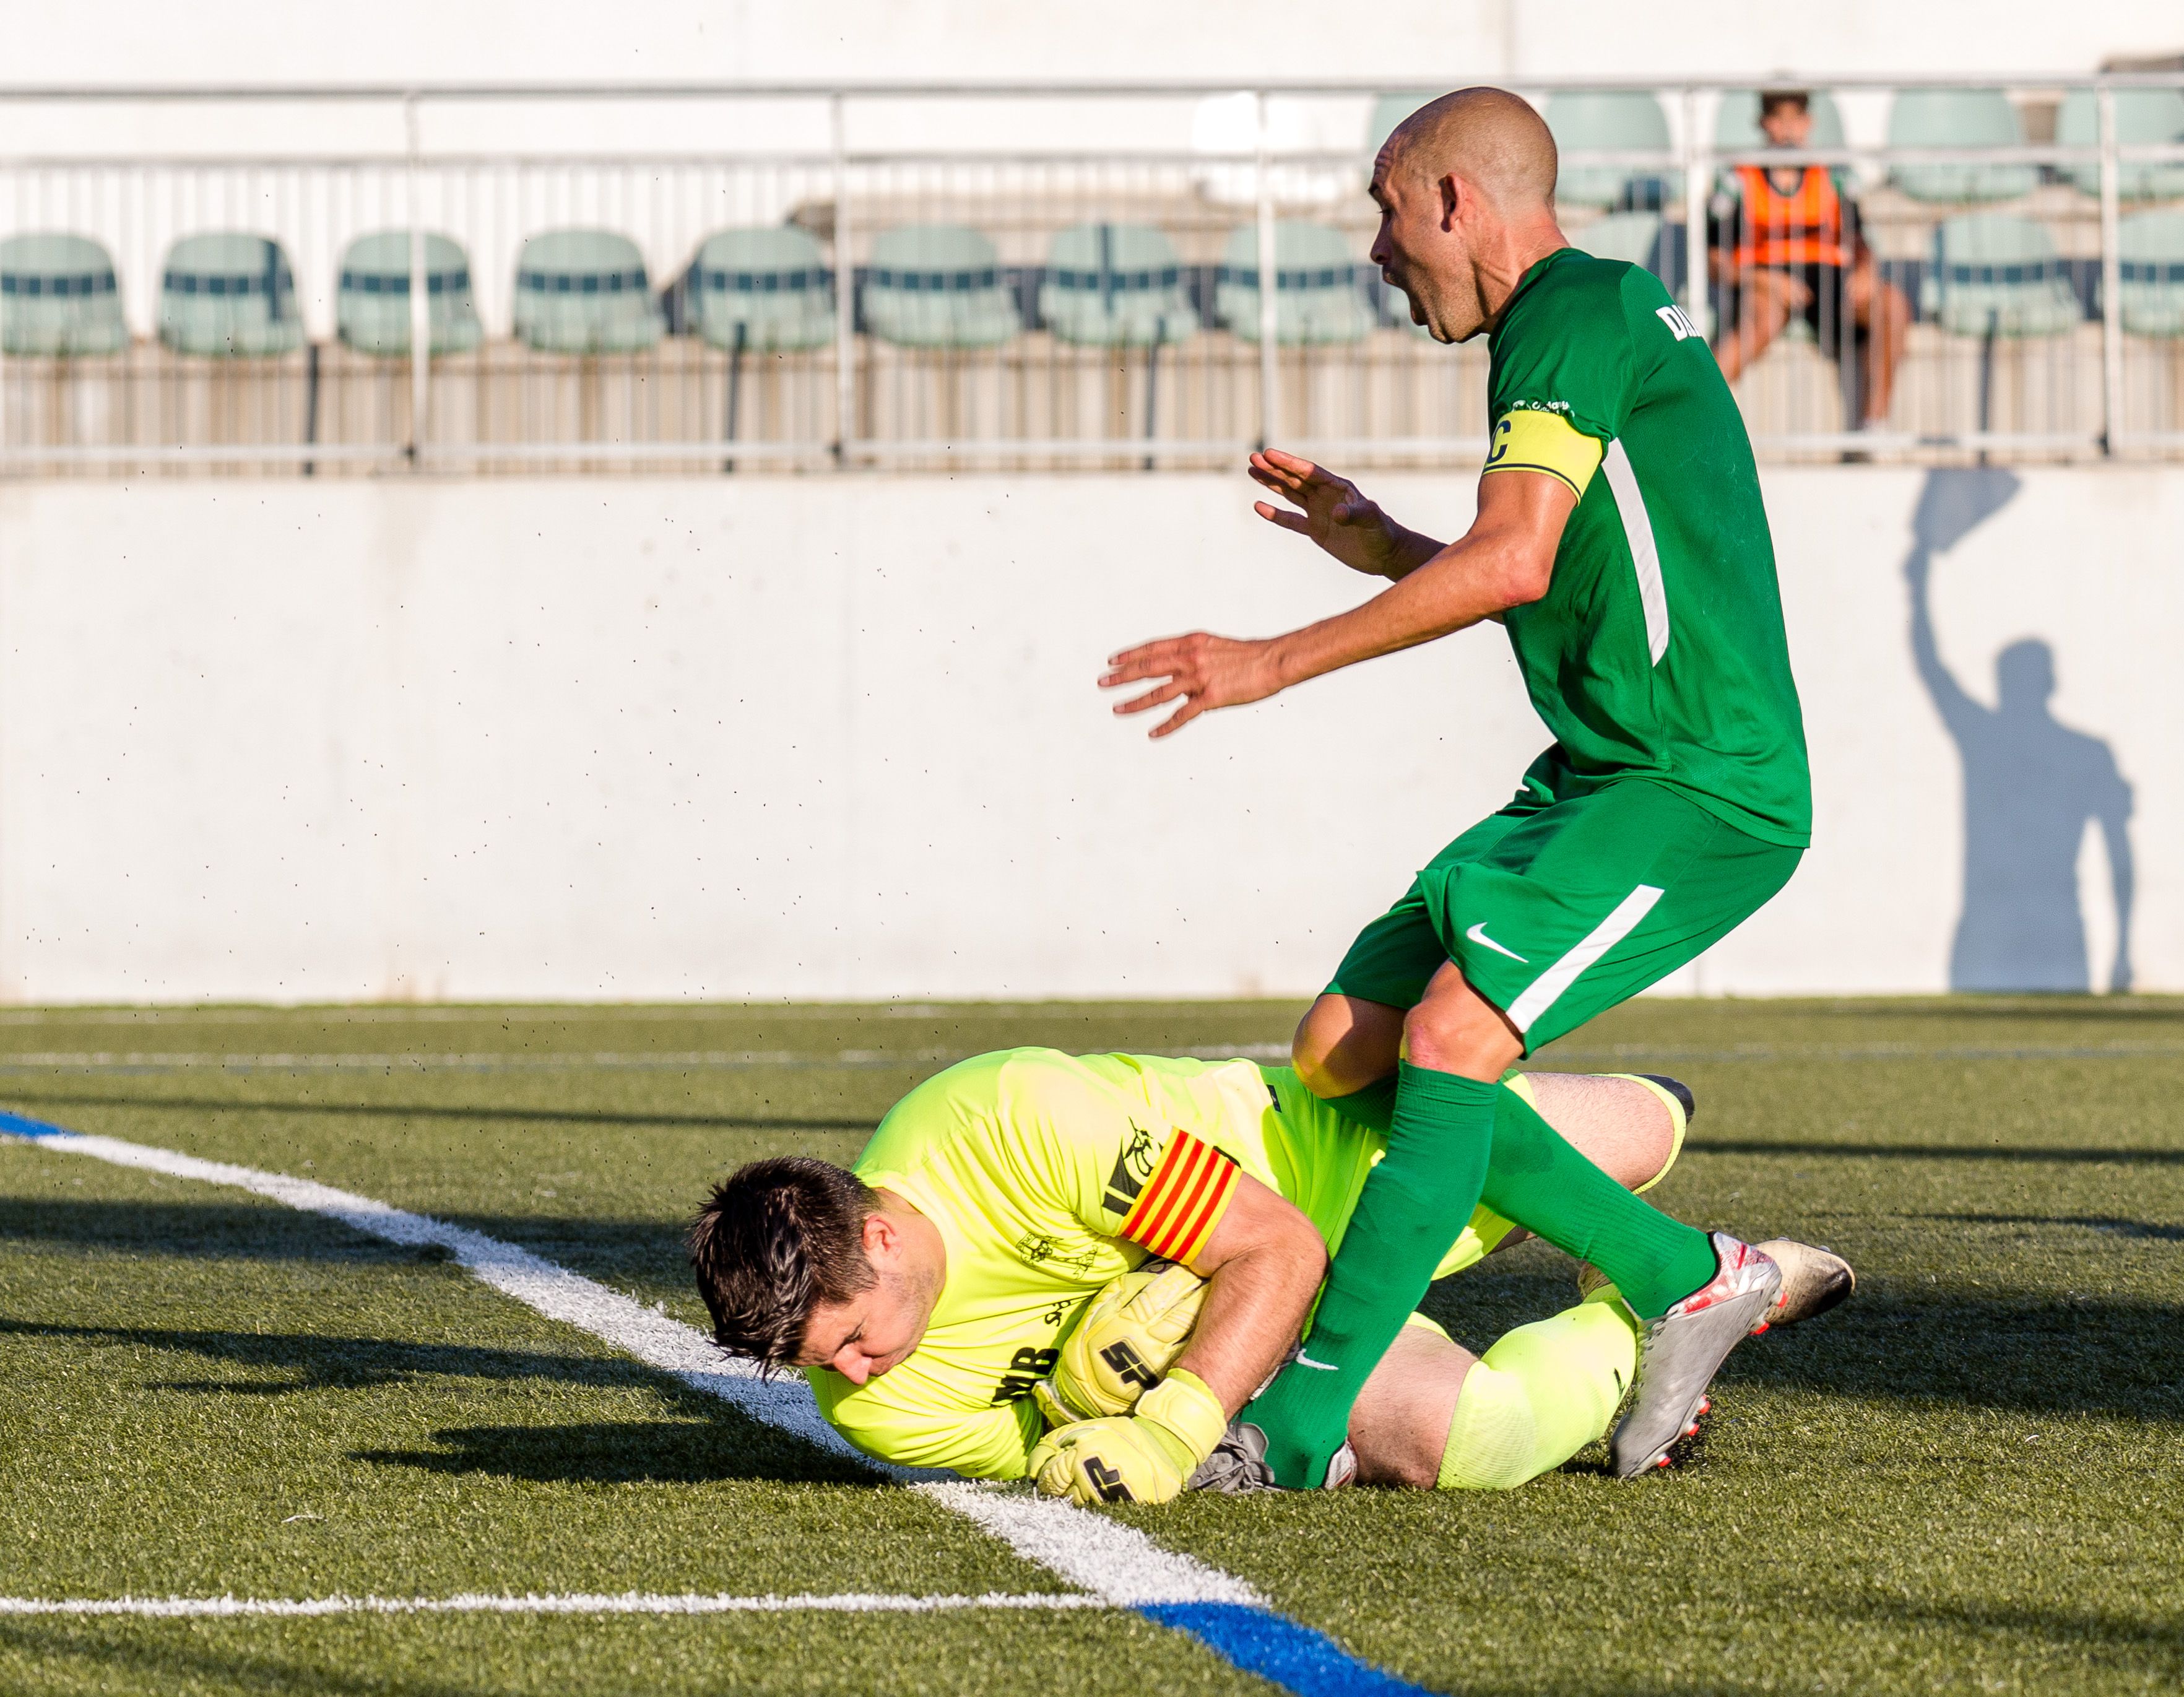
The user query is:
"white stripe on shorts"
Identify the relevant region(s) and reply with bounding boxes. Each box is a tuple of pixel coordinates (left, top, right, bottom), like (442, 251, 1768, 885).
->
(1506, 883, 1665, 1034)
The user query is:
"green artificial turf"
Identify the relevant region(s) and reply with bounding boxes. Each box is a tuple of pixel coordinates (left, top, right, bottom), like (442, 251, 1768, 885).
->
(2, 999, 2181, 1695)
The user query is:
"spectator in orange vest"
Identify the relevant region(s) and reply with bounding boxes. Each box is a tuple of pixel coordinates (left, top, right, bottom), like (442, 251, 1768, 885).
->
(1710, 89, 1910, 435)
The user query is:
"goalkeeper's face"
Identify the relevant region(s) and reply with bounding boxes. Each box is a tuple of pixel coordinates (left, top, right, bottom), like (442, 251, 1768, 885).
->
(794, 1209, 945, 1385)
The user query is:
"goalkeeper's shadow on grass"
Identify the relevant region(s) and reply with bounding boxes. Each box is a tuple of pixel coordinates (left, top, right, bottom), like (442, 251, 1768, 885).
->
(1, 1195, 692, 1281)
(0, 1317, 685, 1399)
(1716, 1289, 2184, 1423)
(0, 1083, 878, 1136)
(355, 1417, 883, 1488)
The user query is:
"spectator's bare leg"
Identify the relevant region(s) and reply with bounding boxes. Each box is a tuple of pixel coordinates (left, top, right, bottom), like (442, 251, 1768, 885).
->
(1849, 256, 1910, 424)
(1712, 269, 1800, 384)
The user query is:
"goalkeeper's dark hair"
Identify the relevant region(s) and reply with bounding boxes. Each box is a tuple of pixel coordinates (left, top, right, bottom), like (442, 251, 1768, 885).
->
(688, 1156, 880, 1371)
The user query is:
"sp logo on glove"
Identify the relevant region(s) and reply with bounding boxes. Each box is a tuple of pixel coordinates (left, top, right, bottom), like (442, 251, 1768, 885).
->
(1028, 1368, 1227, 1507)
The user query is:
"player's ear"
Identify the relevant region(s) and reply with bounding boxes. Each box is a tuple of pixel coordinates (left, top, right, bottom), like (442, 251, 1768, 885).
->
(1439, 171, 1462, 233)
(860, 1208, 898, 1265)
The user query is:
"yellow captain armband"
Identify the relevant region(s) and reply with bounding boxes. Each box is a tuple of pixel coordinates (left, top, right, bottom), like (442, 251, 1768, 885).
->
(1482, 409, 1605, 498)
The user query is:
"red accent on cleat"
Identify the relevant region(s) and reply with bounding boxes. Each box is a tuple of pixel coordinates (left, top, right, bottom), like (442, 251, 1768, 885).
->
(1752, 1321, 1769, 1335)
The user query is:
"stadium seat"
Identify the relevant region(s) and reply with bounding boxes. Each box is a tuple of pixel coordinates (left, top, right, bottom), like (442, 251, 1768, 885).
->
(1366, 92, 1436, 160)
(687, 226, 834, 353)
(1039, 223, 1198, 347)
(1922, 214, 2082, 337)
(1887, 90, 2037, 204)
(1571, 211, 1663, 271)
(1546, 92, 1672, 211)
(336, 231, 482, 356)
(511, 230, 664, 354)
(2055, 87, 2184, 202)
(0, 232, 127, 356)
(2117, 210, 2184, 337)
(158, 232, 306, 357)
(1217, 222, 1374, 344)
(862, 225, 1021, 350)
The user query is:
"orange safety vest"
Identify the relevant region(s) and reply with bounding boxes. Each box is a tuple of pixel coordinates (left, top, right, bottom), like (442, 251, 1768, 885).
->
(1731, 164, 1847, 268)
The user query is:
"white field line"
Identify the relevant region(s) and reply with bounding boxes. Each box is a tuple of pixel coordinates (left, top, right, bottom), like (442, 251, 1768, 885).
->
(0, 1591, 1104, 1619)
(0, 1044, 1293, 1072)
(7, 1127, 1266, 1612)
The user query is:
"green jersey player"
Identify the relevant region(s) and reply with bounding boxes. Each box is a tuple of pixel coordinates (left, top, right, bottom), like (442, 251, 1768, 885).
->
(1100, 87, 1812, 1487)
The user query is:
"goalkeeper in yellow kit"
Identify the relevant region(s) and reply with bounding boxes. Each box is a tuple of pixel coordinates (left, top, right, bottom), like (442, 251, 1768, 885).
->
(690, 1049, 1850, 1503)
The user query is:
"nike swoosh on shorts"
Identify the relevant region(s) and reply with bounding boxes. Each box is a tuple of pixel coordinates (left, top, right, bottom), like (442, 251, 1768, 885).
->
(1465, 921, 1529, 963)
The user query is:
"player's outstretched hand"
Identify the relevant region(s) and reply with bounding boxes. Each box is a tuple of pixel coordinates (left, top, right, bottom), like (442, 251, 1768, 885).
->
(1098, 631, 1283, 740)
(1248, 448, 1400, 577)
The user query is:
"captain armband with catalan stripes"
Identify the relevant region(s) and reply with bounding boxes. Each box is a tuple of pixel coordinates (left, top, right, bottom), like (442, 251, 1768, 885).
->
(1113, 1129, 1240, 1265)
(1481, 406, 1605, 499)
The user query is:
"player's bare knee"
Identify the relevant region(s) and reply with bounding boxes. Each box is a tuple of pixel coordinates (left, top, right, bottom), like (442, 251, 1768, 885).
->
(1291, 994, 1400, 1098)
(1402, 985, 1518, 1079)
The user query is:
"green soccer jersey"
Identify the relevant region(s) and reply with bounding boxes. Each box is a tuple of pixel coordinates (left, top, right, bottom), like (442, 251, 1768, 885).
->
(1483, 247, 1811, 847)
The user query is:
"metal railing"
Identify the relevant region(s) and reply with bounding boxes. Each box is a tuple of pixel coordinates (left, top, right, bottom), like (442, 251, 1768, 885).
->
(0, 77, 2180, 475)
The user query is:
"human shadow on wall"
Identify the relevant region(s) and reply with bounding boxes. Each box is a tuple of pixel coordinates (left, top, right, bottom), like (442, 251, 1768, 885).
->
(1905, 469, 2135, 991)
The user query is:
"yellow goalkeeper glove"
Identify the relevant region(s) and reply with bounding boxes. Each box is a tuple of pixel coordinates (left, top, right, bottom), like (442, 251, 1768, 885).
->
(1028, 1368, 1227, 1506)
(1033, 1257, 1208, 1429)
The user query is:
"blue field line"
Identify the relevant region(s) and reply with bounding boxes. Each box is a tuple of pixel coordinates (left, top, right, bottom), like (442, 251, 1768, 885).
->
(1142, 1602, 1434, 1696)
(0, 1108, 69, 1138)
(3, 1104, 1441, 1697)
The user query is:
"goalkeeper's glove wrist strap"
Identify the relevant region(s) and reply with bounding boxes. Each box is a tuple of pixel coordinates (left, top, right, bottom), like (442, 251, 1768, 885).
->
(1137, 1368, 1228, 1469)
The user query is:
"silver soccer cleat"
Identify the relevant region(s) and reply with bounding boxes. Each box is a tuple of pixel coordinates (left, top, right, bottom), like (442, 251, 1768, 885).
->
(1580, 1236, 1855, 1333)
(1610, 1233, 1781, 1479)
(1187, 1423, 1356, 1494)
(1754, 1238, 1856, 1328)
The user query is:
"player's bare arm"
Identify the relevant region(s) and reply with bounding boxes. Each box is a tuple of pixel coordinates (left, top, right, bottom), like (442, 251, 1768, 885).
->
(1099, 467, 1575, 739)
(1245, 448, 1444, 581)
(1168, 1173, 1327, 1413)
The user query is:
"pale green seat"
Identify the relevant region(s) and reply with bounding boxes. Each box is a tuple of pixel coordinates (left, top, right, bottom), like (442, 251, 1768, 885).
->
(336, 231, 482, 356)
(1922, 215, 2081, 337)
(0, 233, 126, 355)
(512, 230, 662, 354)
(1546, 92, 1672, 211)
(1217, 222, 1374, 345)
(1039, 224, 1198, 347)
(863, 225, 1021, 350)
(1366, 92, 1436, 160)
(159, 233, 305, 357)
(2117, 211, 2184, 337)
(688, 226, 834, 352)
(1888, 90, 2036, 204)
(2055, 87, 2184, 202)
(1571, 211, 1662, 269)
(1713, 89, 1848, 156)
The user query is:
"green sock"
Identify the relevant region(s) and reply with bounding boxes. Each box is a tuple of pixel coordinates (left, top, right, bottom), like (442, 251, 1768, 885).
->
(1324, 1075, 1397, 1134)
(1250, 1061, 1496, 1488)
(1478, 1080, 1717, 1319)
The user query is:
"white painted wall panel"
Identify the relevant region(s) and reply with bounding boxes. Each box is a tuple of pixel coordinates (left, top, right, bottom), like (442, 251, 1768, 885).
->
(0, 465, 2173, 1002)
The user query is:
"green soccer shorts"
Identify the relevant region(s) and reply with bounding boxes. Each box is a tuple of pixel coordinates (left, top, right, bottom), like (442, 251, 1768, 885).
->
(1327, 777, 1801, 1053)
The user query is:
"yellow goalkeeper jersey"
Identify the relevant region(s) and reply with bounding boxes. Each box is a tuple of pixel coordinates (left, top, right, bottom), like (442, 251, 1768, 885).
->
(808, 1048, 1517, 1479)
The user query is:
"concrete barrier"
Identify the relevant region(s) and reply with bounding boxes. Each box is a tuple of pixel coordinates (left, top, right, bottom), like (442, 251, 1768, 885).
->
(0, 464, 2173, 1001)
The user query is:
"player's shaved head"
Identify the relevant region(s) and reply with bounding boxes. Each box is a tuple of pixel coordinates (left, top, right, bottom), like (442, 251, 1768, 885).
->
(1389, 87, 1558, 212)
(1368, 85, 1569, 344)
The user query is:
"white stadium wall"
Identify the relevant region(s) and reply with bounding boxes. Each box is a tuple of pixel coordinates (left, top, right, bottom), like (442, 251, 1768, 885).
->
(0, 465, 2175, 1004)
